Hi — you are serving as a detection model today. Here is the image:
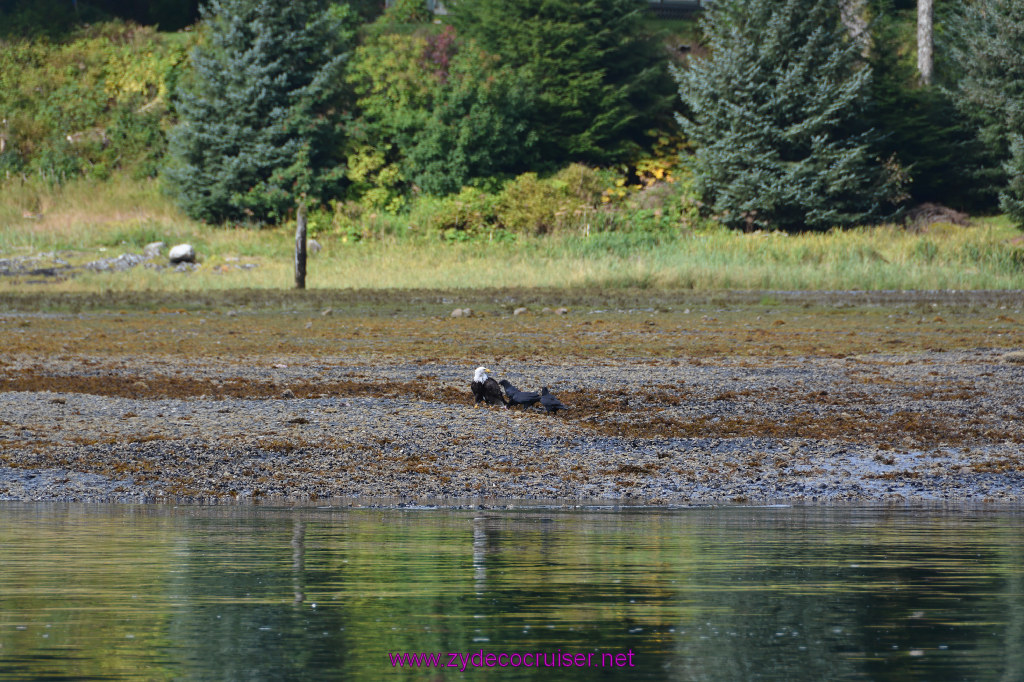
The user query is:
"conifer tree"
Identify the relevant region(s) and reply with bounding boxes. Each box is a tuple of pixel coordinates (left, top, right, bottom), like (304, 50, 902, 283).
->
(947, 0, 1024, 227)
(449, 0, 675, 167)
(164, 0, 351, 224)
(674, 0, 897, 232)
(866, 14, 991, 210)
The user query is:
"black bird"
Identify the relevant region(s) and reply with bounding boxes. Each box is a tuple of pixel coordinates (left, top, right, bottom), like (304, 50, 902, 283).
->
(539, 387, 567, 414)
(498, 379, 541, 409)
(472, 367, 508, 407)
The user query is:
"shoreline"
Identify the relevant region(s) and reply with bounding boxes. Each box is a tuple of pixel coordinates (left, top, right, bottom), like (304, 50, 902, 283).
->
(2, 349, 1022, 506)
(1, 292, 1023, 506)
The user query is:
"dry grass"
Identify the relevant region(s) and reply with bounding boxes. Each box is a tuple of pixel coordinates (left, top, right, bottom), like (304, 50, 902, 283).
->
(3, 175, 1024, 292)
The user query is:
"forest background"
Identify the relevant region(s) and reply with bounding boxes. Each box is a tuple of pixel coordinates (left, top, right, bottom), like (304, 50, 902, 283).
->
(2, 0, 1023, 293)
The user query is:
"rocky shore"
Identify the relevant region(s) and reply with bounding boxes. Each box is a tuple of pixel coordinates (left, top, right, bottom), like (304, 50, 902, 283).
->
(3, 354, 1024, 506)
(1, 291, 1023, 506)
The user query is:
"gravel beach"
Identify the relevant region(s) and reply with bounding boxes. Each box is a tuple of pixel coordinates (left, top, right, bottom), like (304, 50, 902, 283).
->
(1, 290, 1022, 506)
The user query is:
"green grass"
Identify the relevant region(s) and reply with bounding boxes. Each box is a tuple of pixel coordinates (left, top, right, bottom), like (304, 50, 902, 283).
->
(1, 174, 1023, 293)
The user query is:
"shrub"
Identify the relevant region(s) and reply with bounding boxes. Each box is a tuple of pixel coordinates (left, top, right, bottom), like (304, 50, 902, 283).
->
(415, 187, 501, 240)
(495, 164, 605, 235)
(346, 24, 538, 204)
(0, 21, 188, 183)
(380, 0, 431, 24)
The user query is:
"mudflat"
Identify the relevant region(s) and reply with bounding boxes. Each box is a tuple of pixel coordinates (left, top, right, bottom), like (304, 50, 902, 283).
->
(1, 289, 1022, 506)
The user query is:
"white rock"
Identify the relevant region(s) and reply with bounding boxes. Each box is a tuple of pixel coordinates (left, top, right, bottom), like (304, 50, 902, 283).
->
(168, 243, 196, 264)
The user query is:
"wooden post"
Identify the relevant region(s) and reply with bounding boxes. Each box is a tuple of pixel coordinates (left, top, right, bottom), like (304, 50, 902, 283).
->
(294, 198, 307, 290)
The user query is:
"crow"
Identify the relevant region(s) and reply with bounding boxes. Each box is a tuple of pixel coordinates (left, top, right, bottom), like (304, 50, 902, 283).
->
(472, 367, 508, 407)
(539, 387, 567, 414)
(498, 379, 541, 409)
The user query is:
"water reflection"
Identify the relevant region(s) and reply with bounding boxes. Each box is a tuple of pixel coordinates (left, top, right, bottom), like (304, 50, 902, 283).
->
(0, 504, 1022, 680)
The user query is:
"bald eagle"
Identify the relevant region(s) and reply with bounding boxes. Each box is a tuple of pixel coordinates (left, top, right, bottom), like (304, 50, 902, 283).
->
(498, 379, 541, 409)
(472, 367, 508, 407)
(540, 387, 567, 414)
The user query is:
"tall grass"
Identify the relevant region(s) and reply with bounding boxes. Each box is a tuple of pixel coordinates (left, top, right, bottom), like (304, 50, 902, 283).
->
(2, 175, 1022, 292)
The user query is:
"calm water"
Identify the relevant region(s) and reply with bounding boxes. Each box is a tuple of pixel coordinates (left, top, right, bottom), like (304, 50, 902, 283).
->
(0, 503, 1022, 681)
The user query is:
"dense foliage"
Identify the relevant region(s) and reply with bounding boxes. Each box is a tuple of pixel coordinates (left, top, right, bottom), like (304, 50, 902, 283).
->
(0, 21, 187, 182)
(163, 0, 352, 224)
(345, 20, 539, 209)
(1, 0, 1022, 237)
(674, 0, 897, 232)
(866, 15, 992, 211)
(449, 0, 676, 167)
(946, 0, 1024, 227)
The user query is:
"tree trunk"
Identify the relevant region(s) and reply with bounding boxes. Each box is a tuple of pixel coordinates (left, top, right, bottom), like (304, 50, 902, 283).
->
(839, 0, 864, 53)
(294, 200, 307, 290)
(839, 0, 869, 55)
(918, 0, 934, 85)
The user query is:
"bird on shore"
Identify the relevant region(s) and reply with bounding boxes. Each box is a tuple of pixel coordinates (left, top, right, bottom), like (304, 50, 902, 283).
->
(471, 367, 508, 407)
(498, 379, 541, 409)
(539, 387, 567, 414)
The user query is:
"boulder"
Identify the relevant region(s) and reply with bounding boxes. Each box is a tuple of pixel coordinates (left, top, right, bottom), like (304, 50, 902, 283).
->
(168, 244, 196, 264)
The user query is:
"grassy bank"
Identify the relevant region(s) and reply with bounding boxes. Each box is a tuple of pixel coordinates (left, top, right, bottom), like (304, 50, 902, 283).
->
(2, 175, 1023, 293)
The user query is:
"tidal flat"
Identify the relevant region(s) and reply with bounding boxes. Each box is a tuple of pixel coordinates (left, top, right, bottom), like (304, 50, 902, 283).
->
(1, 288, 1022, 505)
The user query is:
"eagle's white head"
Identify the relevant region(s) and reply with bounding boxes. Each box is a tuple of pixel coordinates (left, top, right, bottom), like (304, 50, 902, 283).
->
(473, 366, 491, 384)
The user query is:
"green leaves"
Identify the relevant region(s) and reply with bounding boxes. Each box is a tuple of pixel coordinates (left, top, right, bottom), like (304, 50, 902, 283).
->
(0, 23, 186, 182)
(345, 25, 538, 203)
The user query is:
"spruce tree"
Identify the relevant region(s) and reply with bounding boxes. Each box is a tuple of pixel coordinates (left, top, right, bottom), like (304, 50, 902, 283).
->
(947, 0, 1024, 227)
(866, 15, 991, 210)
(448, 0, 675, 167)
(164, 0, 351, 224)
(674, 0, 897, 232)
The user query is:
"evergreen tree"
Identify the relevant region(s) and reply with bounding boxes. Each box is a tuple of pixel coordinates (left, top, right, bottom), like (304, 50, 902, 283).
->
(947, 0, 1024, 226)
(164, 0, 351, 224)
(866, 15, 992, 210)
(448, 0, 675, 167)
(674, 0, 897, 232)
